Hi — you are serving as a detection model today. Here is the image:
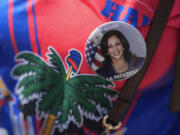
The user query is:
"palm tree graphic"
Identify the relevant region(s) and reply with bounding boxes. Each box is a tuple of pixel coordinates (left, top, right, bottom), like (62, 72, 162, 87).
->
(12, 47, 118, 135)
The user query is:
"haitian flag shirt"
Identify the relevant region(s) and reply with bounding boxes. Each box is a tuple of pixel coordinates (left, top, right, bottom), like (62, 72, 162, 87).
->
(0, 0, 179, 135)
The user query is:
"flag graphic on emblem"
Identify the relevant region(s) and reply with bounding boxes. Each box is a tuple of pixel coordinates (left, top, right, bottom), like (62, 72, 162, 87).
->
(85, 40, 105, 71)
(66, 50, 81, 73)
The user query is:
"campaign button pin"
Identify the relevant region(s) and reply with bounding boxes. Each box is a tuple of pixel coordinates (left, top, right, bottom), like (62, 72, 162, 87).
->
(85, 21, 146, 81)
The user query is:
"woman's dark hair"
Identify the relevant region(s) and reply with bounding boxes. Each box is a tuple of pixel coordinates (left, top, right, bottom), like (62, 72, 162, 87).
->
(100, 30, 131, 64)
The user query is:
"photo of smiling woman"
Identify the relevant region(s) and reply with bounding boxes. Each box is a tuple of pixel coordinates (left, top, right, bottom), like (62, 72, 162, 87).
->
(97, 30, 144, 80)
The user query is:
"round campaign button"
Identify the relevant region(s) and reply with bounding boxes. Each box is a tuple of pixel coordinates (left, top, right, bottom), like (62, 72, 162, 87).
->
(85, 21, 146, 81)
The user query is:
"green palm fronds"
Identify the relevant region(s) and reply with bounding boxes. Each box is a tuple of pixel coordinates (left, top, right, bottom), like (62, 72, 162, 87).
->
(12, 47, 119, 130)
